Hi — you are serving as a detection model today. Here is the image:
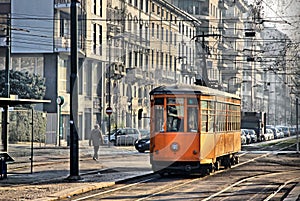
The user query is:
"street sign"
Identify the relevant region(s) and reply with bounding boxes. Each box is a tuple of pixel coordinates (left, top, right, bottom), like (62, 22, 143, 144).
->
(106, 107, 113, 115)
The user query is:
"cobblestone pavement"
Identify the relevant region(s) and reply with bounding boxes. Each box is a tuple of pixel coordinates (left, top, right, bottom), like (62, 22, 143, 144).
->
(0, 141, 152, 201)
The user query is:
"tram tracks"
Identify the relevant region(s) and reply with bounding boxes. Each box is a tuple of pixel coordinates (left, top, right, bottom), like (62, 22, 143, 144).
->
(66, 144, 300, 201)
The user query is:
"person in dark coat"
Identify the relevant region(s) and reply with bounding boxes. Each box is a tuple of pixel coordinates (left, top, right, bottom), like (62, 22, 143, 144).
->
(89, 124, 104, 161)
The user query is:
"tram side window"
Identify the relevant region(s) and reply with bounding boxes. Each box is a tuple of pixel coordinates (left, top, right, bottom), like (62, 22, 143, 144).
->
(232, 105, 240, 130)
(208, 101, 215, 132)
(201, 100, 215, 133)
(154, 98, 164, 132)
(187, 107, 198, 132)
(167, 98, 184, 132)
(201, 101, 207, 132)
(216, 103, 226, 132)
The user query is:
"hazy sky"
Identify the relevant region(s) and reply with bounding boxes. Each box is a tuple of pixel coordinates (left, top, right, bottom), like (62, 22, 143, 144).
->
(255, 0, 299, 40)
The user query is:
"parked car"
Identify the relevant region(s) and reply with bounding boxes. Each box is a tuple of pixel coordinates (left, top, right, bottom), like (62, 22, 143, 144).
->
(276, 126, 286, 138)
(247, 129, 258, 143)
(241, 133, 247, 145)
(241, 129, 251, 144)
(134, 136, 150, 153)
(263, 128, 274, 141)
(266, 125, 281, 139)
(115, 128, 141, 146)
(277, 126, 290, 137)
(103, 128, 120, 144)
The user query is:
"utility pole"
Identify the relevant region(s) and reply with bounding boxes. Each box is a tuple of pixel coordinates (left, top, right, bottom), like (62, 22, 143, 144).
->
(2, 14, 11, 154)
(296, 98, 299, 153)
(67, 0, 80, 180)
(192, 33, 221, 87)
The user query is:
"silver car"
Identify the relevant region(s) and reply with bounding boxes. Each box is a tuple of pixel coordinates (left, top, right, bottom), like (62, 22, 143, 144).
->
(115, 128, 142, 146)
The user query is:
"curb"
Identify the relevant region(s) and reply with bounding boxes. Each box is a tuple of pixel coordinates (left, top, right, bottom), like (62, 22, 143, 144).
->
(32, 171, 154, 201)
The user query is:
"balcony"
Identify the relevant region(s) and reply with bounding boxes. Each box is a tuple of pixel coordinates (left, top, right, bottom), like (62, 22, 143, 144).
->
(55, 0, 86, 13)
(124, 67, 143, 84)
(54, 37, 70, 52)
(54, 0, 71, 13)
(110, 62, 126, 80)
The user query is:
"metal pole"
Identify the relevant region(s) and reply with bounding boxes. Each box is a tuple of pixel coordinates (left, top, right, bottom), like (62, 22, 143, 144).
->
(68, 0, 80, 180)
(4, 14, 10, 98)
(108, 38, 111, 147)
(58, 105, 61, 147)
(2, 14, 11, 154)
(131, 98, 133, 127)
(31, 109, 34, 174)
(296, 98, 299, 153)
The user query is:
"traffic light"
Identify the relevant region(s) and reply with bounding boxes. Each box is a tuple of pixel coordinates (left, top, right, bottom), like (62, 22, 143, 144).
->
(138, 108, 143, 120)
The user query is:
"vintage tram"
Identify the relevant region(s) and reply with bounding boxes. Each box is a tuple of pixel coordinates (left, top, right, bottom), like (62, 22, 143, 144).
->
(149, 84, 241, 175)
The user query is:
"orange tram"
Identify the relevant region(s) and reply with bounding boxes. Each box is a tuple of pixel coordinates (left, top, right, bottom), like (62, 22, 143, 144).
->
(149, 84, 241, 175)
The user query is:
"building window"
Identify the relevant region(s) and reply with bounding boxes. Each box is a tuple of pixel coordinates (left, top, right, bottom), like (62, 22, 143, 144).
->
(134, 0, 138, 7)
(169, 55, 172, 71)
(161, 27, 164, 41)
(174, 33, 177, 45)
(98, 25, 102, 55)
(99, 0, 102, 17)
(156, 51, 159, 68)
(93, 24, 96, 54)
(145, 0, 149, 13)
(166, 29, 168, 42)
(157, 24, 159, 39)
(134, 51, 138, 67)
(165, 54, 168, 70)
(152, 23, 155, 37)
(160, 52, 163, 67)
(139, 52, 143, 68)
(93, 0, 97, 14)
(140, 0, 143, 10)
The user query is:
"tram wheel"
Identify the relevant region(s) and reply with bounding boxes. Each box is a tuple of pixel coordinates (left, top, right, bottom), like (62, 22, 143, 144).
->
(223, 156, 231, 169)
(214, 160, 220, 171)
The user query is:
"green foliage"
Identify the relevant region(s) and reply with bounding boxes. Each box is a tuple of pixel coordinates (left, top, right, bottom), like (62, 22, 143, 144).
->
(0, 70, 47, 143)
(9, 109, 47, 143)
(0, 70, 46, 99)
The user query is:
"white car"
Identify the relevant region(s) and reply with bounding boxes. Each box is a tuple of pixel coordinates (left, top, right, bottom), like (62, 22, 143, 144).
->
(263, 129, 274, 141)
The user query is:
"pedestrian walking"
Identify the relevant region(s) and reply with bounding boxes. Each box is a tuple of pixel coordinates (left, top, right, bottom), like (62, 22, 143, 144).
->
(89, 124, 104, 161)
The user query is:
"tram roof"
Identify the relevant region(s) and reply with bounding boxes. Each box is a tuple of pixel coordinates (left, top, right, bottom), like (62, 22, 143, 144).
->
(150, 84, 240, 100)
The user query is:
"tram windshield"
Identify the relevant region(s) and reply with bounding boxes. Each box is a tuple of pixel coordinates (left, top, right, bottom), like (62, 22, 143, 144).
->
(153, 97, 200, 133)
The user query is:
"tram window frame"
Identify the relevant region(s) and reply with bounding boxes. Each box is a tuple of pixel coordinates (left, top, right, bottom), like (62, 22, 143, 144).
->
(187, 98, 198, 132)
(208, 101, 215, 133)
(216, 102, 226, 132)
(154, 98, 165, 132)
(201, 100, 215, 133)
(201, 100, 208, 132)
(166, 97, 184, 132)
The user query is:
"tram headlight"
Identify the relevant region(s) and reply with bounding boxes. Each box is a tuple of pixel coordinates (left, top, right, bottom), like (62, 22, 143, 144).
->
(170, 142, 179, 152)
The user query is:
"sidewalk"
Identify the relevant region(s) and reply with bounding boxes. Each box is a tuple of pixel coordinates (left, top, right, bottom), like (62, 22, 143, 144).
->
(0, 140, 152, 201)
